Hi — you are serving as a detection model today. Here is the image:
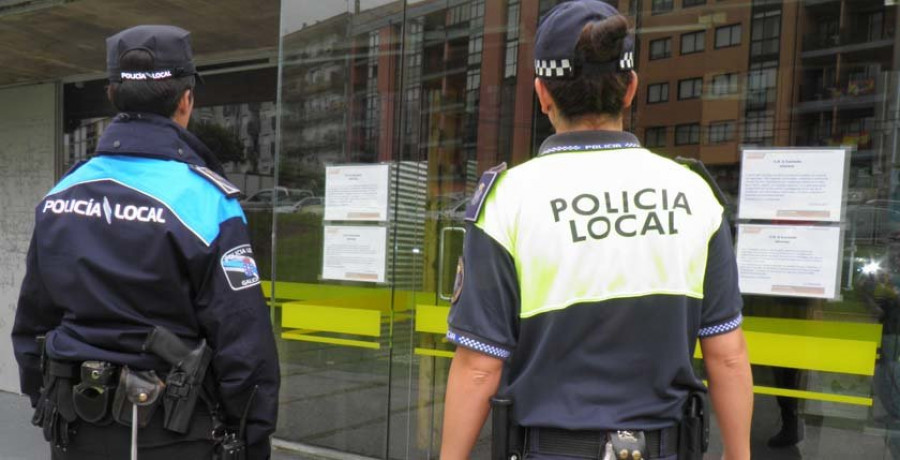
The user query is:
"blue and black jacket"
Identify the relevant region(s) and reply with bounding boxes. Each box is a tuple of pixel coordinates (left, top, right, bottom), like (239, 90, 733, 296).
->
(12, 112, 280, 458)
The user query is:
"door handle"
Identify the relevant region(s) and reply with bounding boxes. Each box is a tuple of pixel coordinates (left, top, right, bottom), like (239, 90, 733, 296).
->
(438, 226, 466, 301)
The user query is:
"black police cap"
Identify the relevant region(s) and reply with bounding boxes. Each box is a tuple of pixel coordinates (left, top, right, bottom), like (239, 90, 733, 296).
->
(107, 25, 201, 83)
(534, 0, 635, 79)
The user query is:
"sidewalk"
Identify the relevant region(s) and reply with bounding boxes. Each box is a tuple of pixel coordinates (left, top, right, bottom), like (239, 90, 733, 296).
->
(0, 391, 319, 460)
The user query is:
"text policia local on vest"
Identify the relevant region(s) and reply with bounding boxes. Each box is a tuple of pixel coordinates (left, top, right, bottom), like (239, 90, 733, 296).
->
(551, 188, 692, 242)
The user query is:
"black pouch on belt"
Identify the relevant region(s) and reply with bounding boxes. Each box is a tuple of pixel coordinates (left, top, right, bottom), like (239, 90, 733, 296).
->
(679, 391, 709, 460)
(32, 359, 79, 449)
(111, 367, 165, 428)
(72, 361, 119, 425)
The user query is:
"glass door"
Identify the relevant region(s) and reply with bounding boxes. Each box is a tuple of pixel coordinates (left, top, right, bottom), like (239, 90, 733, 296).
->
(273, 1, 409, 457)
(386, 1, 537, 458)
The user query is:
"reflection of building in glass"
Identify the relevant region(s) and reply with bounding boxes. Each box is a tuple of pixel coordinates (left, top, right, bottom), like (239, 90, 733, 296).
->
(794, 0, 897, 205)
(193, 102, 278, 175)
(64, 117, 112, 166)
(280, 13, 352, 191)
(630, 0, 898, 208)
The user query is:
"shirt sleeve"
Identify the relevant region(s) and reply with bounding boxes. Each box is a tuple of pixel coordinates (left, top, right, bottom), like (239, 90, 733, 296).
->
(12, 230, 64, 406)
(191, 215, 280, 459)
(698, 217, 744, 338)
(446, 223, 520, 360)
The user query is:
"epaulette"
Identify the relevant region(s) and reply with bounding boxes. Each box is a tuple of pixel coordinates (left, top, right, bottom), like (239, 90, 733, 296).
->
(189, 165, 241, 198)
(674, 157, 729, 206)
(465, 162, 507, 222)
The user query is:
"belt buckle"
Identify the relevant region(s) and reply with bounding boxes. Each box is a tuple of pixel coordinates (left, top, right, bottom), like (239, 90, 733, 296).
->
(608, 430, 646, 460)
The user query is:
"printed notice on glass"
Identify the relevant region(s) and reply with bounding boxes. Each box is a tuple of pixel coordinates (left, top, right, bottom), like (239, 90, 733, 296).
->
(324, 164, 390, 221)
(322, 226, 387, 283)
(736, 224, 842, 299)
(738, 148, 849, 222)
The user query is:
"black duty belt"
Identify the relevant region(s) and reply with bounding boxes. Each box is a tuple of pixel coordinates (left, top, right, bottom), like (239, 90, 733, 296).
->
(526, 425, 679, 459)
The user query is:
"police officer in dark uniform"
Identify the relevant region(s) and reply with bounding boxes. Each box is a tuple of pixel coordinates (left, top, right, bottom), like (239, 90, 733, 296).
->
(440, 2, 753, 459)
(12, 25, 280, 459)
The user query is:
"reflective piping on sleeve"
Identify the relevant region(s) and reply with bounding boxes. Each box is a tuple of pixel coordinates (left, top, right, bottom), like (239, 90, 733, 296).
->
(698, 313, 743, 338)
(446, 329, 511, 359)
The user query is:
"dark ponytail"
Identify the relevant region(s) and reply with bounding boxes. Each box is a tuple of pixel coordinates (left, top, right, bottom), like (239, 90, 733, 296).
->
(542, 14, 633, 121)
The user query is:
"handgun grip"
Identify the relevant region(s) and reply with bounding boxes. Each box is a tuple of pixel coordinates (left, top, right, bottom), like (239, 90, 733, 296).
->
(143, 326, 191, 367)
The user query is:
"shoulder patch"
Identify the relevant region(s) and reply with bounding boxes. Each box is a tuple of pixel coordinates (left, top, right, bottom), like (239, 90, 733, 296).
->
(221, 244, 261, 290)
(465, 163, 507, 222)
(674, 157, 729, 206)
(451, 257, 464, 304)
(189, 165, 241, 198)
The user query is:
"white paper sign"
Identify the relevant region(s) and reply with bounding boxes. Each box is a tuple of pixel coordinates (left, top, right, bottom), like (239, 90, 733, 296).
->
(322, 225, 387, 283)
(738, 148, 849, 222)
(736, 224, 842, 299)
(324, 164, 390, 221)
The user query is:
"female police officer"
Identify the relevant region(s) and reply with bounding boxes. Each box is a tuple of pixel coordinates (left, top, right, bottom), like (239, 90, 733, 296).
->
(12, 26, 279, 459)
(440, 1, 752, 459)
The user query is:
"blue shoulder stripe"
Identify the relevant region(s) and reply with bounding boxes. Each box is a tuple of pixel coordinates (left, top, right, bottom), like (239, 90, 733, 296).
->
(48, 156, 245, 246)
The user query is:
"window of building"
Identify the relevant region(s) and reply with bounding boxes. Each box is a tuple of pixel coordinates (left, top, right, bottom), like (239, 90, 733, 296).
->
(683, 0, 706, 7)
(710, 73, 739, 97)
(678, 77, 703, 100)
(708, 121, 736, 143)
(652, 0, 673, 15)
(649, 38, 672, 60)
(746, 61, 777, 111)
(681, 30, 706, 55)
(675, 123, 701, 145)
(647, 82, 669, 104)
(645, 126, 667, 148)
(751, 11, 781, 57)
(715, 24, 742, 48)
(503, 0, 521, 78)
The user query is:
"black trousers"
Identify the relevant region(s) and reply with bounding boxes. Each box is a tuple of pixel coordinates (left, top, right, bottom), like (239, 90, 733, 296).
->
(50, 406, 217, 460)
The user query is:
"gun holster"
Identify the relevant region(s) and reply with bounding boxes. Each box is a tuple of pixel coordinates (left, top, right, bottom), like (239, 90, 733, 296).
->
(72, 361, 119, 424)
(678, 391, 710, 460)
(491, 396, 524, 460)
(111, 367, 165, 428)
(143, 327, 213, 434)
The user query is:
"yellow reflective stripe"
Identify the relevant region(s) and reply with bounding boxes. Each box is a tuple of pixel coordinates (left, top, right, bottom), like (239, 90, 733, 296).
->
(282, 330, 380, 350)
(416, 305, 452, 333)
(750, 385, 872, 406)
(414, 348, 456, 358)
(520, 289, 704, 319)
(282, 302, 381, 337)
(694, 319, 880, 376)
(699, 380, 873, 406)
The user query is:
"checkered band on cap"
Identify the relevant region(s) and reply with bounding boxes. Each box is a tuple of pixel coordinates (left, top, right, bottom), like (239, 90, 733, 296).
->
(535, 59, 575, 78)
(619, 51, 635, 71)
(535, 52, 634, 79)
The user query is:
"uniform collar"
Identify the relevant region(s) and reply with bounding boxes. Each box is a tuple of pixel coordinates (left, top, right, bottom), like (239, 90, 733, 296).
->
(537, 130, 641, 156)
(95, 112, 225, 174)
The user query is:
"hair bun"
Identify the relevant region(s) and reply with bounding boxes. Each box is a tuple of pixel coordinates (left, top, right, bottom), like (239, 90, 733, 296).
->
(580, 15, 630, 63)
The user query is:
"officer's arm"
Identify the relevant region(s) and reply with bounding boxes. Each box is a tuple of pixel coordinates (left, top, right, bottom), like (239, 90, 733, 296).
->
(701, 329, 752, 460)
(193, 217, 280, 459)
(442, 347, 504, 460)
(697, 213, 752, 460)
(11, 231, 62, 406)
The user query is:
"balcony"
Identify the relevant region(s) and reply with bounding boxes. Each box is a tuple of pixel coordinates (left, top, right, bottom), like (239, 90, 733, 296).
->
(795, 132, 874, 151)
(802, 29, 894, 58)
(795, 78, 884, 113)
